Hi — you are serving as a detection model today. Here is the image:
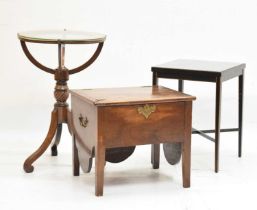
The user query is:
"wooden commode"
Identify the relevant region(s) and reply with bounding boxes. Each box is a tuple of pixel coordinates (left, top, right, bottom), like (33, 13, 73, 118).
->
(70, 86, 195, 196)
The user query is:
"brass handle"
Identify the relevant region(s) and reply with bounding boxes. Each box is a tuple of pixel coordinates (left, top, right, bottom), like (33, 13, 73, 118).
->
(137, 104, 156, 119)
(79, 114, 88, 128)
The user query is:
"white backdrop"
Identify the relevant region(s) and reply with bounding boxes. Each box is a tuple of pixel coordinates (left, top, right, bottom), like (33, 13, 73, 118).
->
(1, 1, 257, 209)
(0, 0, 256, 134)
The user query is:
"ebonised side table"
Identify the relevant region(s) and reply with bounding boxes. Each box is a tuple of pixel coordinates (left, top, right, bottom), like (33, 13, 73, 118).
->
(18, 30, 106, 173)
(151, 59, 245, 173)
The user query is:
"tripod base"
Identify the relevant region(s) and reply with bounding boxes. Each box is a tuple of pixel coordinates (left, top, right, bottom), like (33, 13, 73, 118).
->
(23, 108, 68, 173)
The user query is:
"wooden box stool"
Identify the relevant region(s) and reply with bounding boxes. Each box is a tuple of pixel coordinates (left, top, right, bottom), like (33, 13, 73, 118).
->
(152, 59, 245, 172)
(70, 86, 195, 196)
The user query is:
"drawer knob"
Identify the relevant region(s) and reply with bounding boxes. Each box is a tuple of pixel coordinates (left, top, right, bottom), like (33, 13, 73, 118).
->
(79, 114, 88, 128)
(138, 104, 156, 119)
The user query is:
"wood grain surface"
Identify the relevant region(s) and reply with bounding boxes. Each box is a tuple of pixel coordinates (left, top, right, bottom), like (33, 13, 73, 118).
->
(70, 86, 195, 106)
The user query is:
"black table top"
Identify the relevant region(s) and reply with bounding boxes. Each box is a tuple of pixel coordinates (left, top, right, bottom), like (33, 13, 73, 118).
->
(152, 59, 245, 82)
(152, 59, 245, 73)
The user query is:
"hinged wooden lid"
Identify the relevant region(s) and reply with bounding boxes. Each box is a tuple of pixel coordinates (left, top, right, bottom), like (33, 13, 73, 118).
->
(70, 86, 195, 106)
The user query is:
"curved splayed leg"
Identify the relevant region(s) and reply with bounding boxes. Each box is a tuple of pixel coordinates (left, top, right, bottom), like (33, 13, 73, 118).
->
(51, 124, 63, 156)
(23, 109, 58, 173)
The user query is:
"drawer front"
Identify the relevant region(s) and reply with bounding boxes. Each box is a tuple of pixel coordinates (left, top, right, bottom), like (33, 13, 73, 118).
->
(98, 102, 185, 148)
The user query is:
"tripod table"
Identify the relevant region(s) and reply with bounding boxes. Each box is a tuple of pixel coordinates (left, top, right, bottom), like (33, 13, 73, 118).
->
(18, 30, 106, 173)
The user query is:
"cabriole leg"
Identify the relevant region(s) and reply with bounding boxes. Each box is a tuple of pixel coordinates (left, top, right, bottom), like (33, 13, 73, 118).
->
(23, 109, 58, 173)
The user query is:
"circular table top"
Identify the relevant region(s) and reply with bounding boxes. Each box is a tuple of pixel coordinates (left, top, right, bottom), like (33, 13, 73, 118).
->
(17, 29, 106, 44)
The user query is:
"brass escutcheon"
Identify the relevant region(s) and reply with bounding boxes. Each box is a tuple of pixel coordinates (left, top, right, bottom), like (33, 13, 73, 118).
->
(138, 104, 156, 119)
(79, 114, 88, 128)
